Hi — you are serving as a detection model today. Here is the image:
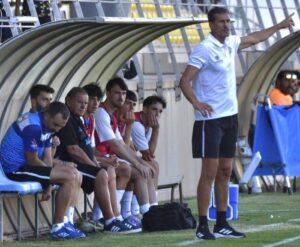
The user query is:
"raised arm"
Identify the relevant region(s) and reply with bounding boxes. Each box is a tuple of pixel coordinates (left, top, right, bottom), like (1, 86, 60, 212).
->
(123, 111, 135, 145)
(147, 114, 159, 156)
(239, 13, 295, 50)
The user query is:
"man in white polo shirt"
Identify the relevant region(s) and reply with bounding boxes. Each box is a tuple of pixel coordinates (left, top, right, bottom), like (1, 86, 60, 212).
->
(94, 77, 155, 226)
(180, 6, 294, 241)
(131, 95, 167, 191)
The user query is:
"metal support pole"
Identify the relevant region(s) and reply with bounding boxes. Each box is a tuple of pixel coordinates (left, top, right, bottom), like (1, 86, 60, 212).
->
(0, 196, 3, 243)
(73, 0, 84, 18)
(35, 194, 39, 238)
(136, 0, 163, 98)
(17, 196, 22, 241)
(26, 0, 41, 26)
(2, 0, 19, 36)
(50, 0, 63, 21)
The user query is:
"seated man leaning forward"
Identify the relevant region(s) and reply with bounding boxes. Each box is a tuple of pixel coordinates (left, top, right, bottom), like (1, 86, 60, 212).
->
(55, 87, 141, 234)
(82, 83, 131, 227)
(131, 95, 166, 192)
(115, 90, 141, 217)
(94, 77, 156, 220)
(0, 102, 84, 240)
(269, 70, 299, 105)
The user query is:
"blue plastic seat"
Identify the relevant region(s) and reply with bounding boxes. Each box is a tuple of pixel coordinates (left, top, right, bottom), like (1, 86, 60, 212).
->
(0, 162, 43, 242)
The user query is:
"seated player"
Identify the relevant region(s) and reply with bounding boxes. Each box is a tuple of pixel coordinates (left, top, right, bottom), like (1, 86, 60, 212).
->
(56, 87, 140, 233)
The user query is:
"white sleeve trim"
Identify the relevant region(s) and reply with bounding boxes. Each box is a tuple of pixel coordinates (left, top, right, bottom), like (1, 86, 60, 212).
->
(131, 121, 149, 151)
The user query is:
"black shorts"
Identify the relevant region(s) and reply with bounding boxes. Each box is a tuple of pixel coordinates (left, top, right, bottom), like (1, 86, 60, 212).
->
(192, 114, 238, 158)
(6, 166, 52, 189)
(76, 163, 104, 194)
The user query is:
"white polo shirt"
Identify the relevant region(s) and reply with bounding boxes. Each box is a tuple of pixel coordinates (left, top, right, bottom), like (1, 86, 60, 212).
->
(94, 107, 123, 142)
(132, 121, 152, 151)
(188, 33, 241, 120)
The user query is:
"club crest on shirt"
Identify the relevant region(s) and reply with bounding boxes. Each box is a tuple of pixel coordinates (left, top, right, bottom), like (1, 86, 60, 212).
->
(40, 133, 51, 141)
(30, 139, 38, 149)
(17, 115, 27, 123)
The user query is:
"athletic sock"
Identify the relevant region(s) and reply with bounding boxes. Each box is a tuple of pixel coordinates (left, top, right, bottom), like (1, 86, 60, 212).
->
(140, 203, 150, 215)
(121, 191, 133, 219)
(51, 222, 64, 232)
(117, 190, 125, 211)
(199, 215, 208, 227)
(92, 199, 103, 221)
(216, 211, 227, 227)
(66, 207, 74, 224)
(116, 215, 124, 221)
(131, 194, 140, 215)
(105, 217, 115, 226)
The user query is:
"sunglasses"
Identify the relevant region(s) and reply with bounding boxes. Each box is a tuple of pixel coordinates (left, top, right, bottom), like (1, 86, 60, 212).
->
(285, 73, 298, 81)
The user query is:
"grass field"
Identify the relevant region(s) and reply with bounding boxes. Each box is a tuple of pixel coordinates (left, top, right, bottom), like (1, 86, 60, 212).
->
(3, 191, 300, 247)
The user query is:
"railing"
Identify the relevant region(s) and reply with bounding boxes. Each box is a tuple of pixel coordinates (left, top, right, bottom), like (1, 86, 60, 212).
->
(1, 0, 299, 97)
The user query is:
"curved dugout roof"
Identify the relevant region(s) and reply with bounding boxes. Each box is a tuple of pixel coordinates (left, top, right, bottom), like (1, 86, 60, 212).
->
(0, 18, 203, 138)
(238, 30, 300, 137)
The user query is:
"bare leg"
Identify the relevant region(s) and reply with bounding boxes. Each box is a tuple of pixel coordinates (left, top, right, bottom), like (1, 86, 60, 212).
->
(94, 169, 114, 220)
(197, 158, 218, 216)
(106, 166, 119, 216)
(125, 182, 134, 191)
(131, 167, 149, 205)
(50, 166, 78, 223)
(147, 159, 159, 188)
(215, 158, 233, 211)
(71, 168, 82, 207)
(115, 164, 131, 190)
(145, 160, 159, 204)
(147, 177, 157, 204)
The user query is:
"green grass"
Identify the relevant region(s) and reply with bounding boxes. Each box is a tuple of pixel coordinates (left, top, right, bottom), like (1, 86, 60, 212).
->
(3, 192, 300, 247)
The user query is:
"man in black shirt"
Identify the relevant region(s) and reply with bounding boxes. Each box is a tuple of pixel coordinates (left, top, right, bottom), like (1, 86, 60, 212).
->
(56, 87, 140, 234)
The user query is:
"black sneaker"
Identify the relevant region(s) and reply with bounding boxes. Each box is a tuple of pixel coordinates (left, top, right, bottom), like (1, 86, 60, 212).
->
(213, 224, 246, 238)
(195, 225, 216, 241)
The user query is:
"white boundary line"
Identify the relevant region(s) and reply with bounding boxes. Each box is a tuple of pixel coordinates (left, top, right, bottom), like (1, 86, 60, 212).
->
(288, 218, 300, 222)
(262, 235, 300, 247)
(175, 222, 300, 247)
(242, 209, 300, 213)
(176, 239, 200, 246)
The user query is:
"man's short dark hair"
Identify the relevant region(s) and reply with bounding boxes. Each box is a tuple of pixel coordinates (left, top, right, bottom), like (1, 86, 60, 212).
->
(65, 87, 87, 102)
(208, 7, 229, 22)
(126, 90, 137, 102)
(276, 70, 297, 83)
(29, 84, 55, 99)
(143, 95, 167, 109)
(44, 101, 70, 120)
(105, 77, 128, 92)
(82, 83, 103, 100)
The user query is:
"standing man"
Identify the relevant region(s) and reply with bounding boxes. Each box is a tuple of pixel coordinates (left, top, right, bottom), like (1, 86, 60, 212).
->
(0, 102, 83, 239)
(180, 7, 294, 240)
